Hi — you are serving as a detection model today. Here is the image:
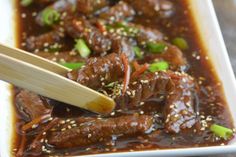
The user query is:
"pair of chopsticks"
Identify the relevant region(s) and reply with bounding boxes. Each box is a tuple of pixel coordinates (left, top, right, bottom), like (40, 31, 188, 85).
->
(0, 43, 115, 114)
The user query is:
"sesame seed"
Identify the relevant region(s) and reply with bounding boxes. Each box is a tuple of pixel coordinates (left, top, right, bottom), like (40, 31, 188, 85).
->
(21, 13, 26, 18)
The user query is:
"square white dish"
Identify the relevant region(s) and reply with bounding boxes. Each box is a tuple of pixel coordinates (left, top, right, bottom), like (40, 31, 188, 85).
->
(0, 0, 236, 157)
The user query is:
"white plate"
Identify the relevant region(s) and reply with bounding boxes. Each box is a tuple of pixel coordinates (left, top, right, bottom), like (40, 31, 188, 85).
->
(0, 0, 236, 157)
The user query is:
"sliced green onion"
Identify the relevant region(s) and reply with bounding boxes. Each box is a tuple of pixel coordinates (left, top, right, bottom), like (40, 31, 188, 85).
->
(61, 62, 85, 70)
(172, 37, 189, 50)
(21, 0, 33, 6)
(105, 82, 118, 88)
(41, 8, 60, 26)
(148, 61, 169, 72)
(75, 39, 91, 58)
(210, 124, 233, 140)
(146, 42, 167, 54)
(133, 46, 143, 59)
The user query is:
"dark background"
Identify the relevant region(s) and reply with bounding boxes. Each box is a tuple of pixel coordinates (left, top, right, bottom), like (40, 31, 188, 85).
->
(214, 0, 236, 75)
(199, 1, 236, 156)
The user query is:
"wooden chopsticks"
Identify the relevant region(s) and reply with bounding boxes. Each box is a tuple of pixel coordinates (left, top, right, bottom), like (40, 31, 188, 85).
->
(0, 43, 115, 114)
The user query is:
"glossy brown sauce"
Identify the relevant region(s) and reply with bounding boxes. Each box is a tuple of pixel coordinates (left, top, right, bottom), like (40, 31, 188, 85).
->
(13, 0, 234, 156)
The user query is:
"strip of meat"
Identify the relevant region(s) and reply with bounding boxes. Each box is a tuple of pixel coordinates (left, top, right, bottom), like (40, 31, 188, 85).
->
(26, 31, 64, 52)
(64, 17, 112, 53)
(124, 0, 174, 18)
(67, 53, 125, 89)
(16, 90, 51, 121)
(141, 44, 187, 70)
(136, 25, 164, 44)
(134, 26, 187, 69)
(47, 114, 153, 148)
(99, 1, 135, 22)
(111, 38, 135, 61)
(36, 51, 85, 63)
(36, 0, 77, 26)
(116, 71, 173, 107)
(77, 0, 109, 15)
(115, 71, 197, 133)
(36, 0, 109, 26)
(163, 72, 197, 133)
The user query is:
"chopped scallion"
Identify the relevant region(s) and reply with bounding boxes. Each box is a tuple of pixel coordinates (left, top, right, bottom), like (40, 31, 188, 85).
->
(146, 42, 167, 54)
(21, 0, 33, 7)
(41, 8, 60, 26)
(133, 46, 143, 59)
(74, 39, 91, 58)
(60, 62, 85, 70)
(172, 37, 189, 50)
(148, 61, 169, 72)
(105, 82, 118, 88)
(210, 124, 233, 140)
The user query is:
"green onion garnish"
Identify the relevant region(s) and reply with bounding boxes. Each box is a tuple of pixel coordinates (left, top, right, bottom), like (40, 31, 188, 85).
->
(21, 0, 33, 6)
(133, 46, 143, 59)
(74, 39, 91, 58)
(146, 42, 167, 54)
(41, 8, 60, 26)
(210, 124, 233, 140)
(61, 62, 85, 70)
(148, 61, 169, 72)
(172, 37, 189, 50)
(105, 82, 118, 88)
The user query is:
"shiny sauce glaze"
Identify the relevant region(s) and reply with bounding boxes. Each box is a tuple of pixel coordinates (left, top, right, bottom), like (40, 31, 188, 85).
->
(13, 0, 235, 156)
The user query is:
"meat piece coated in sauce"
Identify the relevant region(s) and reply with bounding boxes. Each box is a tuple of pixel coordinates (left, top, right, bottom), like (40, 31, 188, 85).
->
(141, 44, 187, 70)
(134, 25, 187, 69)
(76, 0, 109, 15)
(36, 0, 77, 26)
(99, 1, 135, 22)
(116, 71, 197, 133)
(136, 25, 164, 44)
(67, 53, 125, 89)
(47, 114, 153, 148)
(16, 90, 51, 121)
(64, 17, 112, 53)
(163, 71, 197, 133)
(111, 38, 135, 61)
(26, 31, 64, 52)
(117, 71, 172, 108)
(124, 0, 174, 18)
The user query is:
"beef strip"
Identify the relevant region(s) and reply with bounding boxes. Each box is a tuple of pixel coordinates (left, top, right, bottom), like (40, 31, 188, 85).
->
(47, 114, 153, 148)
(124, 0, 174, 18)
(136, 25, 164, 44)
(16, 90, 51, 121)
(111, 38, 135, 61)
(116, 71, 197, 133)
(36, 0, 77, 26)
(26, 31, 64, 52)
(76, 0, 109, 15)
(99, 1, 135, 22)
(134, 26, 187, 69)
(163, 71, 197, 133)
(64, 17, 112, 53)
(36, 51, 85, 63)
(116, 71, 173, 108)
(67, 53, 125, 89)
(140, 44, 187, 70)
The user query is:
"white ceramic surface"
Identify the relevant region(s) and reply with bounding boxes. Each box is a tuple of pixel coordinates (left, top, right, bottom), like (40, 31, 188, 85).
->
(0, 0, 16, 157)
(0, 0, 236, 157)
